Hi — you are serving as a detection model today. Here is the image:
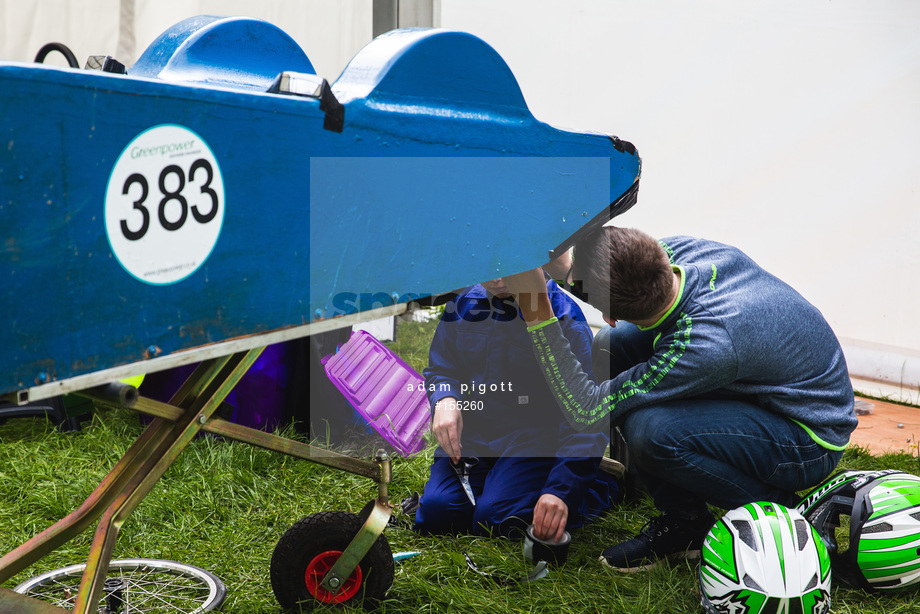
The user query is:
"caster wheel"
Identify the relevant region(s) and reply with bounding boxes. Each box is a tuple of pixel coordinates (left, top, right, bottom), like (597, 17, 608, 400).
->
(271, 510, 394, 611)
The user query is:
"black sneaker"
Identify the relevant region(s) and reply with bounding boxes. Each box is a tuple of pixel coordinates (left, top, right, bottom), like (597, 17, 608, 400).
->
(600, 512, 714, 572)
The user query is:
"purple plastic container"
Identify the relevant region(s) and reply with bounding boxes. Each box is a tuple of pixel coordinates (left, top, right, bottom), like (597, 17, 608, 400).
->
(322, 330, 430, 456)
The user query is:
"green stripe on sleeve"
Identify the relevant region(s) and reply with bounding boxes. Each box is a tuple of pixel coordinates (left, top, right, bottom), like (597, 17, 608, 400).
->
(526, 317, 559, 333)
(528, 313, 692, 428)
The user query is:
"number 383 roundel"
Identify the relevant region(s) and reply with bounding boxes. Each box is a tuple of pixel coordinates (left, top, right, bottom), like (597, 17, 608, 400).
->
(105, 124, 225, 285)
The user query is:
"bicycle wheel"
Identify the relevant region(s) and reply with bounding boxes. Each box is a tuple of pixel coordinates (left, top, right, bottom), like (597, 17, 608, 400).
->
(14, 558, 226, 613)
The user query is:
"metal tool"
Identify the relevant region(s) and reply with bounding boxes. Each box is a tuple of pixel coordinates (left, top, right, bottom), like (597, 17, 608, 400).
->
(462, 551, 548, 585)
(451, 458, 479, 506)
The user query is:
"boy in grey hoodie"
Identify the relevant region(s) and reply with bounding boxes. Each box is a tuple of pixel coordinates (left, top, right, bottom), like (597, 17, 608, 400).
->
(504, 226, 856, 571)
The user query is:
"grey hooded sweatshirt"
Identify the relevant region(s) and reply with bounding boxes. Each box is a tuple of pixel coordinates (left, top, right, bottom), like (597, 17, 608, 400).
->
(527, 235, 857, 450)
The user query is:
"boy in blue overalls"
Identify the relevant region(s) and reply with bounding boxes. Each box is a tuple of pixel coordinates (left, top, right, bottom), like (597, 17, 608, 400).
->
(414, 276, 615, 542)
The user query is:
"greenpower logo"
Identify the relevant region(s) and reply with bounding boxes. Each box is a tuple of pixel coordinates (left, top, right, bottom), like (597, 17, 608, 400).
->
(130, 139, 197, 158)
(710, 264, 718, 290)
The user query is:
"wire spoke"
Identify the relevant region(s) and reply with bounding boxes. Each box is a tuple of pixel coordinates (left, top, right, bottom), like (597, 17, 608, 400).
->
(15, 559, 224, 613)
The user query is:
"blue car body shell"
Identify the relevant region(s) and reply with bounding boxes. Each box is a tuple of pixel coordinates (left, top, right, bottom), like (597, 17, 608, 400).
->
(0, 15, 640, 400)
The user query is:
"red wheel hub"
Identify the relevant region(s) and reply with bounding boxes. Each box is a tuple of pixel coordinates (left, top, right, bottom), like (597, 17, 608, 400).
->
(304, 550, 363, 603)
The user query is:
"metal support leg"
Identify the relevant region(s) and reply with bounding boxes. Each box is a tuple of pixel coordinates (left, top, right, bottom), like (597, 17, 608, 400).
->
(0, 349, 262, 613)
(376, 452, 391, 506)
(72, 349, 262, 614)
(0, 417, 174, 582)
(0, 344, 402, 612)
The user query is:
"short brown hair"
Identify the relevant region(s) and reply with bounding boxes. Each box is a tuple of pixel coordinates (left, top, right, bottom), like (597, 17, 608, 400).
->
(572, 226, 673, 321)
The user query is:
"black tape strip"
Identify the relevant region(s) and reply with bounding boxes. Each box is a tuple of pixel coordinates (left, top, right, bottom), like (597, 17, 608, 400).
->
(608, 135, 637, 156)
(320, 83, 345, 133)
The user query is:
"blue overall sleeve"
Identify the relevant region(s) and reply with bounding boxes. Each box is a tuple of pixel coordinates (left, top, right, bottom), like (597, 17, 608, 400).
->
(423, 301, 466, 410)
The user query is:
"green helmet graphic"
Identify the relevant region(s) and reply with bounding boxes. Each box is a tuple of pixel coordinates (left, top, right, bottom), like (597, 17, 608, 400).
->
(797, 469, 920, 592)
(700, 501, 831, 614)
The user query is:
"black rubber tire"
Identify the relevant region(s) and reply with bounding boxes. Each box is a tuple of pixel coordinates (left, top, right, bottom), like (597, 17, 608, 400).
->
(270, 510, 394, 611)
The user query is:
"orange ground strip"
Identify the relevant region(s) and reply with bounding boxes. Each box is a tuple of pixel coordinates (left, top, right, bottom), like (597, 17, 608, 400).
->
(850, 397, 919, 455)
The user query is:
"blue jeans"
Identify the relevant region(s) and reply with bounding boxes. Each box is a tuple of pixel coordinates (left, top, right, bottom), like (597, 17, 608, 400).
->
(594, 324, 843, 514)
(623, 399, 842, 513)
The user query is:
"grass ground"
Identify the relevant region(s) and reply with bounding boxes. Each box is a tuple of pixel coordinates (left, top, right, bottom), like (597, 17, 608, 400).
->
(0, 318, 918, 613)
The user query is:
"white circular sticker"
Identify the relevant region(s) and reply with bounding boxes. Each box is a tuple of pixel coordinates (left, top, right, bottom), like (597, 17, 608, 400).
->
(105, 124, 224, 285)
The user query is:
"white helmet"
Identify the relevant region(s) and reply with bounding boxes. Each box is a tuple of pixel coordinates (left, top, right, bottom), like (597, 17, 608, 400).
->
(699, 501, 832, 614)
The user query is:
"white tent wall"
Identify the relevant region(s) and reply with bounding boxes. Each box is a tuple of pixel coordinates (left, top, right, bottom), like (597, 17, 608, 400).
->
(1, 0, 373, 80)
(438, 0, 920, 404)
(3, 1, 918, 403)
(2, 1, 121, 67)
